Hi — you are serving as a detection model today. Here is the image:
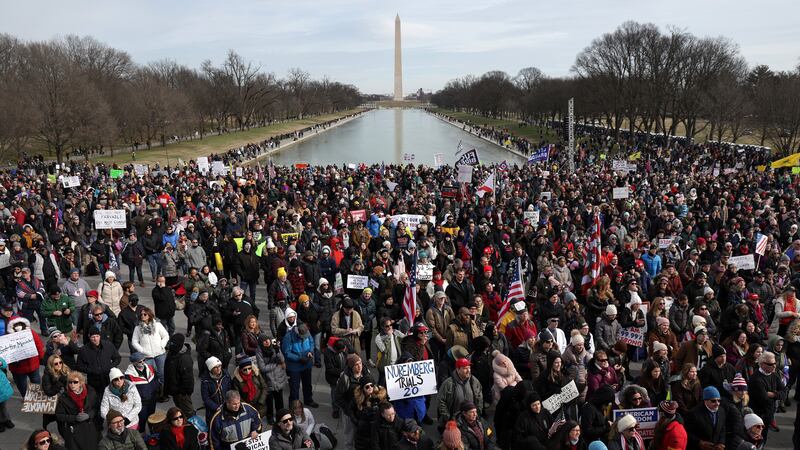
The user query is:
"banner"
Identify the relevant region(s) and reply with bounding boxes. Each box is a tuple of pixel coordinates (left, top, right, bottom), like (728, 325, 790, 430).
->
(391, 214, 435, 231)
(0, 330, 39, 364)
(455, 149, 479, 167)
(133, 164, 148, 177)
(93, 210, 127, 229)
(612, 187, 629, 199)
(618, 327, 645, 347)
(346, 275, 369, 290)
(729, 254, 756, 270)
(658, 238, 673, 249)
(528, 146, 549, 164)
(612, 160, 637, 173)
(457, 165, 473, 183)
(350, 210, 367, 222)
(211, 161, 227, 176)
(385, 359, 437, 400)
(21, 383, 58, 414)
(541, 380, 579, 413)
(233, 430, 273, 450)
(613, 407, 659, 439)
(62, 176, 81, 188)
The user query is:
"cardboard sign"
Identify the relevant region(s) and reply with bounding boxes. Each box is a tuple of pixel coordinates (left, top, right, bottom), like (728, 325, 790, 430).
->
(0, 330, 40, 364)
(346, 274, 369, 290)
(729, 254, 756, 270)
(62, 176, 81, 188)
(391, 214, 435, 231)
(457, 164, 473, 183)
(211, 161, 227, 176)
(613, 407, 659, 439)
(385, 359, 438, 400)
(334, 273, 344, 295)
(236, 167, 243, 177)
(613, 187, 629, 199)
(197, 157, 209, 174)
(93, 210, 127, 229)
(233, 430, 273, 450)
(21, 383, 58, 414)
(455, 149, 479, 166)
(350, 210, 367, 222)
(523, 211, 540, 223)
(541, 380, 579, 413)
(618, 327, 645, 347)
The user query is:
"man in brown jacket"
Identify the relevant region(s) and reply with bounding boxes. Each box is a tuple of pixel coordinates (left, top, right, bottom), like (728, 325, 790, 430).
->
(425, 291, 454, 361)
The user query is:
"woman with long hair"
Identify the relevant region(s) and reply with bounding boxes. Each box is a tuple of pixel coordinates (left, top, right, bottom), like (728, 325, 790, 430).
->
(24, 429, 67, 450)
(352, 375, 387, 450)
(549, 420, 586, 450)
(645, 297, 668, 332)
(651, 401, 687, 450)
(131, 306, 169, 386)
(54, 371, 100, 450)
(723, 329, 749, 368)
(636, 360, 667, 405)
(232, 357, 267, 418)
(158, 406, 201, 450)
(241, 314, 261, 357)
(669, 363, 701, 416)
(735, 343, 763, 382)
(587, 275, 614, 325)
(41, 355, 70, 434)
(100, 367, 142, 429)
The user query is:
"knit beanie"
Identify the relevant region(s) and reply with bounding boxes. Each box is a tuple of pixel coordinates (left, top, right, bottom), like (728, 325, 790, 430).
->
(106, 409, 124, 425)
(744, 413, 763, 430)
(588, 441, 609, 450)
(442, 420, 462, 449)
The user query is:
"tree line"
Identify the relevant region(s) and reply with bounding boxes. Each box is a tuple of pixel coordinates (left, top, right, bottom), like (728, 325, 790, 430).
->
(0, 34, 363, 162)
(431, 21, 800, 154)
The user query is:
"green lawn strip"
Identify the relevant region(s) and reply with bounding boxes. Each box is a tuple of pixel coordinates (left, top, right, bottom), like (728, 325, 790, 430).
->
(93, 108, 365, 165)
(431, 108, 562, 143)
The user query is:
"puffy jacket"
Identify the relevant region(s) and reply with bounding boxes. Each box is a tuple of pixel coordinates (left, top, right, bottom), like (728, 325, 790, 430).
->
(281, 329, 314, 372)
(256, 348, 288, 393)
(124, 362, 159, 404)
(6, 318, 45, 375)
(162, 251, 181, 278)
(201, 371, 232, 422)
(151, 285, 177, 320)
(208, 403, 262, 450)
(456, 412, 497, 450)
(42, 294, 77, 333)
(594, 317, 621, 352)
(100, 380, 143, 428)
(98, 280, 124, 316)
(164, 343, 195, 396)
(0, 358, 13, 403)
(98, 428, 147, 450)
(268, 426, 310, 450)
(131, 320, 170, 358)
(437, 374, 484, 426)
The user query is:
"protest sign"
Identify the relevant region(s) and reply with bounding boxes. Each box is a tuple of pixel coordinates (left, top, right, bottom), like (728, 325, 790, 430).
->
(385, 359, 437, 400)
(612, 160, 637, 173)
(0, 330, 39, 364)
(613, 187, 630, 199)
(197, 157, 209, 174)
(441, 186, 459, 198)
(523, 211, 540, 223)
(541, 192, 552, 200)
(94, 210, 127, 229)
(211, 161, 227, 176)
(386, 181, 398, 192)
(236, 167, 243, 177)
(542, 380, 579, 413)
(729, 254, 756, 270)
(658, 238, 673, 249)
(618, 327, 645, 347)
(346, 275, 369, 290)
(613, 407, 659, 439)
(334, 273, 344, 295)
(350, 210, 367, 222)
(133, 164, 148, 177)
(62, 176, 81, 188)
(793, 167, 800, 175)
(455, 149, 480, 166)
(417, 263, 433, 281)
(433, 153, 444, 167)
(233, 430, 273, 450)
(457, 164, 473, 183)
(109, 169, 124, 179)
(280, 233, 299, 244)
(21, 383, 58, 414)
(391, 214, 435, 231)
(403, 153, 416, 162)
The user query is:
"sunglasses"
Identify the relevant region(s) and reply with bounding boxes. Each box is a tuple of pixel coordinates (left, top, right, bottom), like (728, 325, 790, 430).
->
(364, 384, 375, 389)
(632, 396, 643, 401)
(53, 361, 62, 366)
(597, 358, 609, 362)
(68, 380, 80, 384)
(763, 362, 776, 366)
(280, 417, 293, 424)
(36, 438, 51, 446)
(242, 367, 252, 372)
(171, 415, 184, 421)
(93, 313, 103, 317)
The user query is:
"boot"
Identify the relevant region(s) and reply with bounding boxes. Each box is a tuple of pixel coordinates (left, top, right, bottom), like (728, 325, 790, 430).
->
(157, 385, 171, 403)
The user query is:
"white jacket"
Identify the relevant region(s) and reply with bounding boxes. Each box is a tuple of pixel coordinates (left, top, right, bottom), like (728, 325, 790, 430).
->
(100, 381, 142, 427)
(131, 321, 169, 358)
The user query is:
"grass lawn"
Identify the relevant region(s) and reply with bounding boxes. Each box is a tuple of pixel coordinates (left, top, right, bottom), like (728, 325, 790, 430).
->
(430, 108, 562, 143)
(90, 108, 365, 165)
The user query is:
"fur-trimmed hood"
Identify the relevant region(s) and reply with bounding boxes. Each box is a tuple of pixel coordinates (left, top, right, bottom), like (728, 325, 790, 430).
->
(354, 385, 387, 410)
(7, 317, 31, 334)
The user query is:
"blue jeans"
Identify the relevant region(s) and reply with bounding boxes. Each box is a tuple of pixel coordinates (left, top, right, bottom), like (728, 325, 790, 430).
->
(146, 254, 161, 279)
(13, 370, 41, 398)
(161, 317, 176, 336)
(313, 333, 321, 365)
(146, 353, 167, 386)
(287, 368, 313, 403)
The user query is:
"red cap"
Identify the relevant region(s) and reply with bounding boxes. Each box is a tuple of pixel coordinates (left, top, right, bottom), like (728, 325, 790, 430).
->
(483, 265, 493, 273)
(455, 358, 471, 369)
(697, 237, 706, 245)
(87, 290, 99, 298)
(747, 293, 759, 301)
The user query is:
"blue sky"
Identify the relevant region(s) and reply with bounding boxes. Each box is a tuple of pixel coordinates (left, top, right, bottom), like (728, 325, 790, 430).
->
(2, 0, 798, 95)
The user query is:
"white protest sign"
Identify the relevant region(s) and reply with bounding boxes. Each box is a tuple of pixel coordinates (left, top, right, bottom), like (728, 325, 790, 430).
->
(93, 210, 127, 229)
(618, 327, 645, 347)
(613, 407, 659, 439)
(613, 160, 637, 173)
(433, 153, 444, 167)
(391, 214, 435, 231)
(523, 211, 540, 223)
(457, 164, 473, 183)
(613, 187, 629, 199)
(658, 238, 673, 249)
(21, 383, 58, 414)
(417, 263, 433, 281)
(403, 153, 416, 162)
(385, 359, 438, 400)
(346, 275, 369, 290)
(0, 330, 39, 364)
(211, 161, 227, 176)
(334, 273, 344, 295)
(233, 430, 272, 450)
(541, 192, 552, 200)
(729, 254, 756, 270)
(542, 380, 579, 413)
(386, 181, 398, 192)
(133, 164, 148, 177)
(197, 157, 209, 174)
(236, 167, 243, 177)
(61, 176, 81, 188)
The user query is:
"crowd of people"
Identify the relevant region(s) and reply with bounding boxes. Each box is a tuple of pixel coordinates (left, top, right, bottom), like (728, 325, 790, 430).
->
(1, 113, 799, 450)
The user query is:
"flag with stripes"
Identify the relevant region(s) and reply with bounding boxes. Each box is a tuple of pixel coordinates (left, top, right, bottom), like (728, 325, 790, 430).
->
(499, 258, 525, 319)
(548, 410, 567, 438)
(476, 172, 495, 198)
(580, 213, 603, 295)
(755, 233, 768, 256)
(403, 252, 418, 326)
(268, 159, 276, 180)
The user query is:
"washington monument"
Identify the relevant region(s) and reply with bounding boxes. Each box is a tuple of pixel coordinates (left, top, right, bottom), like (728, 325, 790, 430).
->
(394, 14, 403, 101)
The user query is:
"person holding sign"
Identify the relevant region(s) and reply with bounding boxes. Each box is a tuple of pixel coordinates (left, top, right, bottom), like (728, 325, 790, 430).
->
(608, 414, 645, 450)
(269, 408, 314, 449)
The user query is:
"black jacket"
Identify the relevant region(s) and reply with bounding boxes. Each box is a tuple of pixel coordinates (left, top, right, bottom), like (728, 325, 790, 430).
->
(165, 343, 195, 395)
(749, 369, 783, 421)
(446, 279, 475, 311)
(372, 416, 403, 450)
(579, 401, 610, 443)
(82, 315, 124, 349)
(457, 412, 497, 450)
(152, 285, 177, 320)
(196, 329, 232, 373)
(76, 339, 121, 390)
(512, 409, 552, 449)
(685, 404, 728, 450)
(54, 385, 101, 450)
(159, 424, 202, 450)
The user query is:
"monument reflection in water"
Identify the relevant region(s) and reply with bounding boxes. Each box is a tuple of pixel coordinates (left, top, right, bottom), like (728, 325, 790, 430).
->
(267, 109, 527, 167)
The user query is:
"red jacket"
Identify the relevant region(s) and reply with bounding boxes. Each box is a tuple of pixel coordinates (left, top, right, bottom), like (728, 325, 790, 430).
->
(654, 419, 688, 450)
(7, 319, 45, 375)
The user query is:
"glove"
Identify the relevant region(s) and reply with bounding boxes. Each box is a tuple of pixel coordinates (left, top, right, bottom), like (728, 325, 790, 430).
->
(75, 412, 89, 422)
(698, 442, 714, 450)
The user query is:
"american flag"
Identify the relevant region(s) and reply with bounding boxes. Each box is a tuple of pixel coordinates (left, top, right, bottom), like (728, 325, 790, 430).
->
(755, 233, 768, 256)
(580, 212, 603, 295)
(499, 258, 525, 319)
(548, 410, 567, 437)
(268, 159, 276, 180)
(403, 252, 418, 326)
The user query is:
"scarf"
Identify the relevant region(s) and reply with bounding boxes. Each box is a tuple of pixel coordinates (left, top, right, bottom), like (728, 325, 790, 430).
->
(110, 380, 130, 401)
(171, 425, 186, 449)
(140, 320, 155, 335)
(67, 385, 88, 412)
(239, 370, 258, 402)
(619, 431, 645, 450)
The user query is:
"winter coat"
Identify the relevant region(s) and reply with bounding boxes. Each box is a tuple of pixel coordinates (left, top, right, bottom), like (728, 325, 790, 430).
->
(334, 366, 374, 419)
(82, 315, 124, 349)
(100, 380, 143, 428)
(512, 408, 552, 449)
(371, 416, 404, 450)
(268, 427, 311, 450)
(0, 358, 13, 403)
(131, 321, 169, 358)
(121, 239, 145, 267)
(322, 345, 347, 385)
(152, 285, 177, 320)
(456, 413, 497, 450)
(586, 361, 622, 396)
(437, 374, 483, 425)
(672, 339, 713, 375)
(491, 353, 521, 404)
(201, 371, 232, 422)
(98, 428, 147, 450)
(55, 385, 101, 450)
(164, 343, 194, 396)
(76, 339, 121, 391)
(181, 245, 207, 271)
(6, 318, 45, 375)
(161, 251, 181, 278)
(653, 419, 689, 450)
(281, 328, 314, 372)
(232, 366, 268, 416)
(356, 296, 376, 333)
(685, 402, 728, 450)
(42, 294, 77, 333)
(425, 305, 455, 343)
(594, 317, 621, 352)
(331, 308, 364, 354)
(197, 329, 232, 373)
(159, 424, 201, 450)
(98, 280, 124, 316)
(208, 403, 262, 450)
(256, 348, 288, 393)
(124, 362, 159, 409)
(446, 321, 481, 351)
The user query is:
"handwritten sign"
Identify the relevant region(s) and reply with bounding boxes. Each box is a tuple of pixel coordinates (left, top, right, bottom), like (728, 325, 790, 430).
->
(613, 187, 630, 199)
(541, 192, 552, 200)
(350, 210, 367, 222)
(93, 210, 127, 229)
(21, 383, 58, 414)
(197, 157, 209, 174)
(524, 211, 540, 223)
(346, 275, 369, 290)
(0, 330, 39, 364)
(728, 254, 756, 270)
(391, 214, 435, 231)
(334, 273, 344, 295)
(433, 153, 444, 167)
(62, 176, 81, 188)
(233, 430, 272, 450)
(658, 238, 673, 249)
(457, 164, 473, 183)
(618, 327, 645, 347)
(613, 408, 659, 439)
(417, 263, 433, 281)
(542, 380, 579, 413)
(211, 161, 227, 176)
(385, 359, 437, 400)
(133, 164, 148, 177)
